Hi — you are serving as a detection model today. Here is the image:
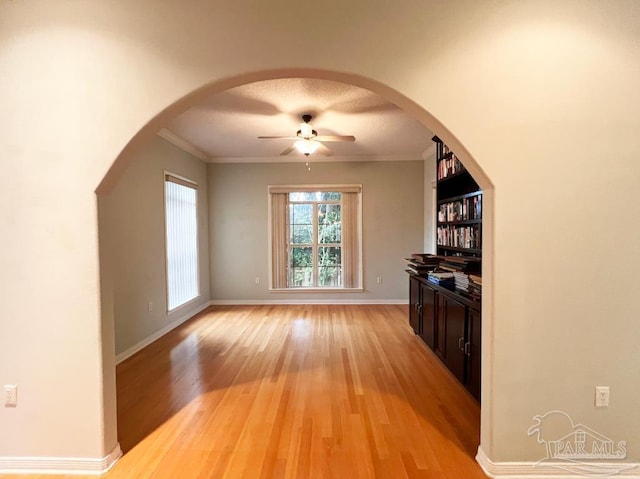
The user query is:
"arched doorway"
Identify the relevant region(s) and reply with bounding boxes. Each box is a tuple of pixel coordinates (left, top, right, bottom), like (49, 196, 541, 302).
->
(98, 68, 494, 471)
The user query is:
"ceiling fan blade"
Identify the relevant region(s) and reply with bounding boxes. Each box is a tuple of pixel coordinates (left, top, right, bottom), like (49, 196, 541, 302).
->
(316, 143, 333, 156)
(258, 136, 299, 140)
(315, 135, 356, 142)
(280, 144, 296, 156)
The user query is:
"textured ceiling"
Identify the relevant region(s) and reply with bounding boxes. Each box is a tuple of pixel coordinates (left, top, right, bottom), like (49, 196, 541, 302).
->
(164, 78, 433, 162)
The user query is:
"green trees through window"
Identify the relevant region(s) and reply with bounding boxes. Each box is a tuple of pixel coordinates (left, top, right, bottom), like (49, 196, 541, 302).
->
(289, 192, 342, 287)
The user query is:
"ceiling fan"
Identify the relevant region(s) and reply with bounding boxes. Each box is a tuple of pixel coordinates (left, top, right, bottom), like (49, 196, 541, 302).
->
(258, 114, 355, 156)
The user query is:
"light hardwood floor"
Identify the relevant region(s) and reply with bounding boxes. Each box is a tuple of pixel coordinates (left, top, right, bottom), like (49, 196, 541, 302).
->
(2, 305, 487, 478)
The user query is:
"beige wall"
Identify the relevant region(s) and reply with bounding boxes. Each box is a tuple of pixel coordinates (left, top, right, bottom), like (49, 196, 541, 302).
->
(99, 136, 211, 357)
(423, 152, 437, 253)
(1, 0, 639, 471)
(208, 160, 424, 302)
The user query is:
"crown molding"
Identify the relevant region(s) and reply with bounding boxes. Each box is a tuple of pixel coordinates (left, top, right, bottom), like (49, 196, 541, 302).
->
(157, 129, 211, 162)
(209, 154, 424, 164)
(157, 129, 427, 164)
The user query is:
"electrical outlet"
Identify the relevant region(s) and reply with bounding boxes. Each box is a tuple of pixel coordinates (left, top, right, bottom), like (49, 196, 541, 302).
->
(4, 385, 17, 407)
(595, 386, 610, 407)
(148, 301, 153, 313)
(255, 277, 260, 285)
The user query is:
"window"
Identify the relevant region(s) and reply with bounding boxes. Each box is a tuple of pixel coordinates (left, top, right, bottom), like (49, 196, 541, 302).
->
(289, 192, 342, 287)
(164, 173, 199, 311)
(269, 185, 362, 290)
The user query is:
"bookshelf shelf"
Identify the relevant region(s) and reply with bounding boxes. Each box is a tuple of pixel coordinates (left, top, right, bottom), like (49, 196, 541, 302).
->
(437, 219, 482, 226)
(436, 170, 467, 183)
(437, 245, 482, 255)
(437, 191, 482, 205)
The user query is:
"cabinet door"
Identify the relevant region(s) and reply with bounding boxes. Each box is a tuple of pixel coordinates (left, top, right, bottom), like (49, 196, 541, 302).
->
(443, 296, 466, 383)
(409, 276, 421, 334)
(419, 284, 435, 349)
(434, 293, 446, 360)
(466, 308, 481, 402)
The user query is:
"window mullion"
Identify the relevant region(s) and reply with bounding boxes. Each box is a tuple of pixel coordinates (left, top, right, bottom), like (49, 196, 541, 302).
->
(313, 203, 318, 287)
(340, 198, 344, 286)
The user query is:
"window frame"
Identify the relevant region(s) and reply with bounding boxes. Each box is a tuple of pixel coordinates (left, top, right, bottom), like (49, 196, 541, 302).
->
(163, 171, 201, 313)
(268, 184, 363, 293)
(288, 194, 343, 288)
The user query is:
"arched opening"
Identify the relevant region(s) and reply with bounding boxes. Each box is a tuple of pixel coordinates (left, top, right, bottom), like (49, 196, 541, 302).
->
(98, 68, 494, 472)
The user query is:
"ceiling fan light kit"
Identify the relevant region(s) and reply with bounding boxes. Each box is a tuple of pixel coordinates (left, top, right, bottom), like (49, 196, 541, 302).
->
(294, 139, 320, 156)
(258, 114, 355, 158)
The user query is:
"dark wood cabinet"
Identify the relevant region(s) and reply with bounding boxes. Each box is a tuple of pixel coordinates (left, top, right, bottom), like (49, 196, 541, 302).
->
(419, 284, 435, 349)
(466, 308, 481, 400)
(407, 273, 481, 402)
(409, 276, 421, 335)
(434, 292, 446, 359)
(442, 295, 466, 383)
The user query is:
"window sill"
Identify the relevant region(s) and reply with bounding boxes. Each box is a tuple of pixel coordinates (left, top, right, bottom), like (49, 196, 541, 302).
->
(167, 294, 201, 314)
(269, 287, 364, 293)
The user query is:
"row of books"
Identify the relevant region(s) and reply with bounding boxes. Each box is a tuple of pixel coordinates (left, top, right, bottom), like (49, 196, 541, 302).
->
(438, 255, 481, 274)
(403, 253, 441, 274)
(437, 195, 482, 222)
(440, 257, 482, 300)
(404, 254, 481, 275)
(437, 155, 464, 180)
(426, 270, 482, 297)
(408, 253, 441, 266)
(437, 225, 481, 250)
(427, 271, 455, 288)
(466, 274, 482, 300)
(405, 252, 482, 300)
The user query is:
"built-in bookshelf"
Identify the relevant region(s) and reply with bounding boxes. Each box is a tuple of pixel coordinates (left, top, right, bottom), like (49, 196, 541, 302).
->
(433, 136, 482, 257)
(401, 139, 483, 402)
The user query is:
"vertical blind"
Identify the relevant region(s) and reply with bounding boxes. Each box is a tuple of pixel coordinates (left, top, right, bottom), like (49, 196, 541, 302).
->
(165, 174, 199, 311)
(341, 191, 361, 288)
(270, 193, 289, 289)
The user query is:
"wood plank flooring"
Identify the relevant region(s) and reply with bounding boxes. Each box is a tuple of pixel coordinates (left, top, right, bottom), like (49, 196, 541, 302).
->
(1, 304, 487, 479)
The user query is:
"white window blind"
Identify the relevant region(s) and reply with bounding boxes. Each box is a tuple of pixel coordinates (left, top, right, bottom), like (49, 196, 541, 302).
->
(165, 174, 199, 311)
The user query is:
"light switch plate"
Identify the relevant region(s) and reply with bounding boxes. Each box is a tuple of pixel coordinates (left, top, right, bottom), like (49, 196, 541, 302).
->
(4, 385, 17, 407)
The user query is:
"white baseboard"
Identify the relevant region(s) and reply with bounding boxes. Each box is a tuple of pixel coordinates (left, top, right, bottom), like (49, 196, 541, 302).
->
(209, 299, 408, 305)
(116, 301, 211, 364)
(0, 443, 122, 475)
(477, 446, 640, 478)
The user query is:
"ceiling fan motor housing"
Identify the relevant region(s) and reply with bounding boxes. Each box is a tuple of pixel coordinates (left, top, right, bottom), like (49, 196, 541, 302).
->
(296, 129, 318, 139)
(298, 115, 317, 139)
